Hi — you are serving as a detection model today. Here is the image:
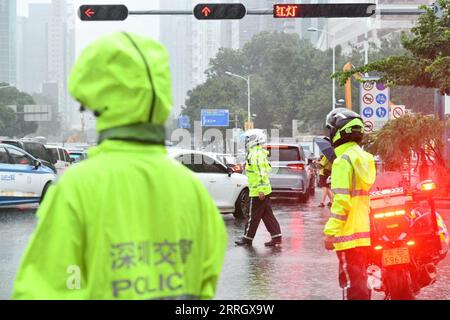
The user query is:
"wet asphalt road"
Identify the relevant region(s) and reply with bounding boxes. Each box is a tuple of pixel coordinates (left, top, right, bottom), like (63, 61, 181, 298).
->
(1, 195, 449, 300)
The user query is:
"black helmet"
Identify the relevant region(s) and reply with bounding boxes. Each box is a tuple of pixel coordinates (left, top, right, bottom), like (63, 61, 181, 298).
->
(325, 108, 364, 147)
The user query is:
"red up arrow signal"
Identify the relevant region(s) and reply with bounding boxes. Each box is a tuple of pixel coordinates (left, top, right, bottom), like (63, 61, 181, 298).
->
(84, 8, 95, 18)
(201, 6, 211, 17)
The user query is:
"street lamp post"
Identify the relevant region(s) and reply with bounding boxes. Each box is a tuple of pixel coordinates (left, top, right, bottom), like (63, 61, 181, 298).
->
(308, 27, 336, 109)
(225, 71, 251, 123)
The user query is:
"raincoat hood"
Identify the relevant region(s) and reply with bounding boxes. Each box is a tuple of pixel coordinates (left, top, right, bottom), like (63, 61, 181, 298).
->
(68, 32, 172, 134)
(335, 142, 376, 188)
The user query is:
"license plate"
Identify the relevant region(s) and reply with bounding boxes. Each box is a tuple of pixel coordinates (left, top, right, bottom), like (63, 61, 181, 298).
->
(382, 247, 410, 266)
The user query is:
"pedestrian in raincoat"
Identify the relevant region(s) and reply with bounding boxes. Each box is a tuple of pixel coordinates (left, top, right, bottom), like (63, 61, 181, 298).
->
(323, 108, 376, 300)
(235, 129, 282, 247)
(317, 153, 333, 207)
(12, 32, 227, 300)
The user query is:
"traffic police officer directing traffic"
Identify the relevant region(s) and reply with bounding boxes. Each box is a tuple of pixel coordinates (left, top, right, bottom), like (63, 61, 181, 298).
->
(235, 129, 282, 247)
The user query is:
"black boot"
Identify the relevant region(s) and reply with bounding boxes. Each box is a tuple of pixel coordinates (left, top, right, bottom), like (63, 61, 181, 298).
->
(265, 237, 282, 247)
(235, 238, 252, 246)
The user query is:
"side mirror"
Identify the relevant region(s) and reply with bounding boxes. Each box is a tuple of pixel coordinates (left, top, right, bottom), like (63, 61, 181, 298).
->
(34, 160, 42, 169)
(227, 166, 234, 177)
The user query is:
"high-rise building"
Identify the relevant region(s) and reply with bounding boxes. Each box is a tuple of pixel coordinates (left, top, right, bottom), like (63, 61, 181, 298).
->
(46, 0, 76, 126)
(16, 1, 76, 127)
(0, 0, 16, 85)
(159, 0, 193, 117)
(17, 3, 52, 93)
(324, 0, 435, 54)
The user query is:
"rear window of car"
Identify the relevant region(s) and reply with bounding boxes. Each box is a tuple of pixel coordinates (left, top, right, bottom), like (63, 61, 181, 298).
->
(49, 148, 59, 161)
(265, 146, 301, 162)
(23, 142, 51, 162)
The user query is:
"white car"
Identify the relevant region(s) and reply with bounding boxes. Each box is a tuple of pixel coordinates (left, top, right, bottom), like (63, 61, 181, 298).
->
(168, 149, 249, 219)
(0, 143, 56, 206)
(46, 145, 72, 175)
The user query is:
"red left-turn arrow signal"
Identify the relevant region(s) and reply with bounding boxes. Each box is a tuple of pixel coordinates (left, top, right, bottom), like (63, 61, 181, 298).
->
(84, 8, 95, 18)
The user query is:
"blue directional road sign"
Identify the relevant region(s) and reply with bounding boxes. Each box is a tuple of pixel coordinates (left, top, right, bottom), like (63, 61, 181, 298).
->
(362, 107, 374, 118)
(376, 107, 387, 118)
(376, 93, 387, 105)
(201, 109, 229, 127)
(178, 115, 190, 129)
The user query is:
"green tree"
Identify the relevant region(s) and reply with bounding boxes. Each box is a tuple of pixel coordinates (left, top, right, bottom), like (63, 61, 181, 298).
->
(185, 32, 333, 136)
(339, 34, 436, 114)
(185, 31, 430, 136)
(0, 83, 38, 138)
(366, 114, 444, 170)
(335, 0, 450, 95)
(364, 113, 449, 190)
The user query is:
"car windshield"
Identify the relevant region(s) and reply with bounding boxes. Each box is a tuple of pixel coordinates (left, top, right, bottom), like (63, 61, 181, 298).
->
(23, 142, 51, 162)
(48, 148, 59, 161)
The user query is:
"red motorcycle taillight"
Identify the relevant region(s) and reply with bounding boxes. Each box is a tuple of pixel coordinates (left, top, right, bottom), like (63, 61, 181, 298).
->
(287, 164, 304, 171)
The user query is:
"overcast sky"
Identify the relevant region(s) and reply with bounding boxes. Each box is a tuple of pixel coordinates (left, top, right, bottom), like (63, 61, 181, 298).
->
(18, 0, 161, 55)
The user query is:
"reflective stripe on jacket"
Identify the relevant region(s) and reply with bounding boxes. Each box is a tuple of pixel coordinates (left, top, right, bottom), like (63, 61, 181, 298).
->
(323, 142, 376, 251)
(245, 145, 272, 197)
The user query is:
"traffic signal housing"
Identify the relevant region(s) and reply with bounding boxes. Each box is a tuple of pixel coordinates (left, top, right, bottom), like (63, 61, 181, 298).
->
(273, 3, 376, 18)
(193, 3, 246, 20)
(78, 5, 129, 21)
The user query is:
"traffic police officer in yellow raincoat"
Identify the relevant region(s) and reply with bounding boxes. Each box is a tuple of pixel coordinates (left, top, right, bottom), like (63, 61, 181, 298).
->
(323, 108, 376, 300)
(235, 129, 282, 247)
(12, 32, 227, 299)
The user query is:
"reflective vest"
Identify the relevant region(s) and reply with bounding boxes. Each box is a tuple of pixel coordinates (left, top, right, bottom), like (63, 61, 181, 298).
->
(323, 142, 376, 251)
(319, 155, 332, 176)
(245, 145, 272, 197)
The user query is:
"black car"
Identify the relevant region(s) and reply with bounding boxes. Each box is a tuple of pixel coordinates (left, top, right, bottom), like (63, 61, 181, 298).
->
(0, 138, 57, 174)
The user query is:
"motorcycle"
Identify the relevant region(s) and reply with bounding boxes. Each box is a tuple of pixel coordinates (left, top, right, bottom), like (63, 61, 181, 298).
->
(367, 180, 449, 300)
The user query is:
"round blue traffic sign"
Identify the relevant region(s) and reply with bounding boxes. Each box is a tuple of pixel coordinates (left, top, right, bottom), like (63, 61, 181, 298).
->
(376, 93, 387, 105)
(376, 107, 387, 118)
(362, 107, 374, 118)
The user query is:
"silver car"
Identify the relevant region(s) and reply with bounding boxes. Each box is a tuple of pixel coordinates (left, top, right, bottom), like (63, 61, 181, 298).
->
(263, 143, 315, 203)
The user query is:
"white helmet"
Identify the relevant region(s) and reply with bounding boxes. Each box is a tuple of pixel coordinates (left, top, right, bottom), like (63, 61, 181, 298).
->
(241, 129, 267, 149)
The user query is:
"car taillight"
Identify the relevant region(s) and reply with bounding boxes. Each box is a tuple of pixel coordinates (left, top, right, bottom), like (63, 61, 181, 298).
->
(287, 164, 304, 171)
(373, 210, 405, 219)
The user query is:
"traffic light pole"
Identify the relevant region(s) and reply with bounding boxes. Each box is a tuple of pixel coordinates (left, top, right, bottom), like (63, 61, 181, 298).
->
(128, 9, 274, 16)
(80, 4, 439, 20)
